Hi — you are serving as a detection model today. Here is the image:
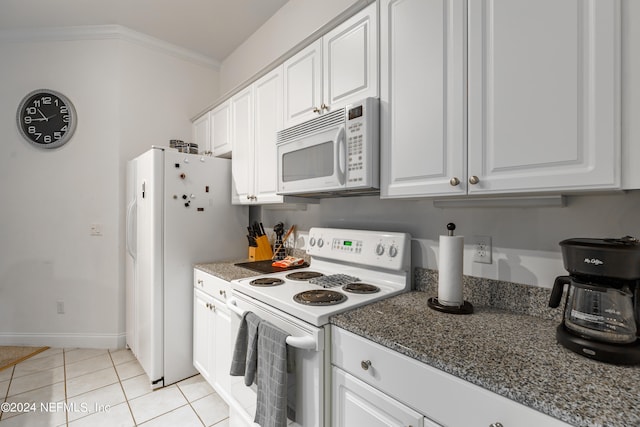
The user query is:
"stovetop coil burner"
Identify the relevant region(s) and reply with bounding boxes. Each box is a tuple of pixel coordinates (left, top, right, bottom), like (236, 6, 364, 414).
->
(286, 271, 324, 281)
(250, 277, 285, 287)
(342, 283, 380, 294)
(293, 290, 348, 306)
(309, 274, 360, 289)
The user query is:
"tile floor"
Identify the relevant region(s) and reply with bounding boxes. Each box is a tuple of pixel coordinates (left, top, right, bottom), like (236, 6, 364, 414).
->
(0, 348, 229, 427)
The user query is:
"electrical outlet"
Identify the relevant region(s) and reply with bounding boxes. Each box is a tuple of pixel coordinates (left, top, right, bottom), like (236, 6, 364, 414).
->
(473, 236, 492, 264)
(57, 300, 65, 314)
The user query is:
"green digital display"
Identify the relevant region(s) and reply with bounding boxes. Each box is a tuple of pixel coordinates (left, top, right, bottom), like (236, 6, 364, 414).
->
(344, 241, 352, 246)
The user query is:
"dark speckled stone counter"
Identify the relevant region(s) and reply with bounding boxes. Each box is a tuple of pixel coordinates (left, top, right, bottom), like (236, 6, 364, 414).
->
(331, 291, 640, 427)
(194, 260, 259, 282)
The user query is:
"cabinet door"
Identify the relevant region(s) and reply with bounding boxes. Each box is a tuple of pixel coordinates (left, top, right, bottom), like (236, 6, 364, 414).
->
(467, 0, 620, 194)
(193, 289, 214, 382)
(254, 67, 284, 204)
(380, 0, 466, 198)
(323, 2, 378, 110)
(283, 39, 323, 127)
(192, 113, 211, 155)
(230, 86, 255, 204)
(211, 101, 232, 158)
(213, 301, 232, 400)
(333, 368, 425, 427)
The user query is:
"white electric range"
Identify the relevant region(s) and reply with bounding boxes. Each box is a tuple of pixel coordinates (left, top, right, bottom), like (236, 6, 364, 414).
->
(225, 227, 411, 427)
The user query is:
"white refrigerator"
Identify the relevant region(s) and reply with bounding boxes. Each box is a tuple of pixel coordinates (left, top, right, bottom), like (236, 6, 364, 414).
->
(125, 147, 248, 388)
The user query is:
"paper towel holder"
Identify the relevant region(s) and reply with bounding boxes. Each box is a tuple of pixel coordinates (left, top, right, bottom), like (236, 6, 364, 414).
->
(428, 223, 474, 314)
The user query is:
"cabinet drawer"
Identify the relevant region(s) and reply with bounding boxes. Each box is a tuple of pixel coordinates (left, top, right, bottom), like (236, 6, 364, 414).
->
(331, 326, 570, 427)
(194, 269, 231, 302)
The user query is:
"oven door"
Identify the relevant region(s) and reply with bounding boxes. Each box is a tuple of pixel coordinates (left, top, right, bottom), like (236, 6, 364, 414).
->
(226, 290, 327, 427)
(277, 123, 346, 195)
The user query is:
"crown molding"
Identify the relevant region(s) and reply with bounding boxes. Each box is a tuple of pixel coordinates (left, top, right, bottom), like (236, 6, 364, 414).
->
(0, 24, 220, 69)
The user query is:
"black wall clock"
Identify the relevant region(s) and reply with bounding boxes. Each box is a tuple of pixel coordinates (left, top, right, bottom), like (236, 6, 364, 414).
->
(16, 89, 77, 149)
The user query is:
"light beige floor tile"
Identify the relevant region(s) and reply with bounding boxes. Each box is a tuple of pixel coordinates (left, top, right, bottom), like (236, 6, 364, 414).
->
(109, 349, 136, 366)
(191, 393, 228, 427)
(65, 366, 119, 398)
(29, 348, 63, 360)
(212, 419, 229, 427)
(139, 404, 205, 427)
(3, 382, 66, 420)
(0, 379, 9, 399)
(121, 374, 153, 401)
(13, 353, 64, 379)
(64, 349, 109, 365)
(177, 375, 214, 403)
(128, 385, 188, 424)
(67, 401, 134, 427)
(65, 354, 113, 380)
(6, 366, 64, 397)
(0, 368, 12, 383)
(0, 401, 67, 426)
(66, 382, 127, 421)
(115, 359, 144, 381)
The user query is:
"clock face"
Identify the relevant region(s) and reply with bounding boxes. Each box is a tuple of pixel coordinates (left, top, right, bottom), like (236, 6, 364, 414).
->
(17, 89, 77, 149)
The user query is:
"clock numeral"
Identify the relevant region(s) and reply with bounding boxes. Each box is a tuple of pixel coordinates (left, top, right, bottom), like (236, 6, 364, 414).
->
(44, 135, 52, 143)
(24, 116, 32, 124)
(26, 107, 36, 115)
(35, 133, 42, 140)
(62, 115, 70, 123)
(54, 132, 62, 140)
(41, 96, 52, 105)
(33, 100, 41, 107)
(28, 126, 36, 134)
(60, 106, 68, 114)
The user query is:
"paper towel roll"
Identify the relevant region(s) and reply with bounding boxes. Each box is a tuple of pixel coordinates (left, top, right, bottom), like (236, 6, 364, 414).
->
(438, 235, 464, 306)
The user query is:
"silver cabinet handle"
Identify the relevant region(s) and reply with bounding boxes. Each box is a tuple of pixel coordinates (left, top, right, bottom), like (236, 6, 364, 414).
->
(449, 177, 460, 186)
(197, 279, 203, 286)
(313, 106, 321, 114)
(361, 360, 372, 371)
(321, 103, 329, 112)
(490, 423, 504, 427)
(219, 290, 226, 298)
(469, 175, 480, 185)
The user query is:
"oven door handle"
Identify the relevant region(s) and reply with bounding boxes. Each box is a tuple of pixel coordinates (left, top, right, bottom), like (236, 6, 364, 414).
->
(226, 297, 318, 351)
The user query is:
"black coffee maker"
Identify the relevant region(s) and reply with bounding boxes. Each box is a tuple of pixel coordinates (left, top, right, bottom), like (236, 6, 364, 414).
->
(549, 236, 640, 364)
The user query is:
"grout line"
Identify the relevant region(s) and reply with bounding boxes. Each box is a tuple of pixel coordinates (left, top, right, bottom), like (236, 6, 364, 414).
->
(0, 365, 16, 421)
(109, 349, 139, 426)
(175, 382, 207, 427)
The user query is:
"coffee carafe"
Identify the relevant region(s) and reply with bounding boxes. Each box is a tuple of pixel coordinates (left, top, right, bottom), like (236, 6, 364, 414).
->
(549, 236, 640, 364)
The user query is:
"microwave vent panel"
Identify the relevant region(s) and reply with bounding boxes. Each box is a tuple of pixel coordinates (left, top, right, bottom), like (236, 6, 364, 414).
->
(277, 108, 345, 144)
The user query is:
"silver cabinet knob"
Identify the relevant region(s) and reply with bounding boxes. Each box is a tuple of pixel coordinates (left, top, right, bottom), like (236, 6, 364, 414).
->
(449, 177, 460, 186)
(490, 423, 504, 427)
(469, 175, 480, 185)
(313, 106, 321, 114)
(321, 103, 329, 112)
(197, 279, 203, 286)
(361, 360, 372, 370)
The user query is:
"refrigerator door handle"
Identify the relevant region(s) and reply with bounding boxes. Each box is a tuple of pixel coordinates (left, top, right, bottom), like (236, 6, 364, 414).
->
(126, 198, 137, 259)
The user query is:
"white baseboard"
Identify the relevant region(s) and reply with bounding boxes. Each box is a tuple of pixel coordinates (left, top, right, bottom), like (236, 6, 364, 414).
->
(0, 332, 126, 349)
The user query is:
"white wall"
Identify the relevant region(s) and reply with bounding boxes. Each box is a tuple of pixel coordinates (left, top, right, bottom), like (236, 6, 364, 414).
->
(0, 30, 218, 348)
(225, 0, 640, 289)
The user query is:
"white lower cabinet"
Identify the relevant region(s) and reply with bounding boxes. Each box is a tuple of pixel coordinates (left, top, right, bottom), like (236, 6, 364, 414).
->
(333, 367, 429, 427)
(193, 270, 232, 401)
(331, 326, 571, 427)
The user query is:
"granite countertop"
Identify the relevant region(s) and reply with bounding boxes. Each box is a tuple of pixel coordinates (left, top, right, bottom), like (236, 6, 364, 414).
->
(194, 260, 259, 282)
(331, 292, 640, 427)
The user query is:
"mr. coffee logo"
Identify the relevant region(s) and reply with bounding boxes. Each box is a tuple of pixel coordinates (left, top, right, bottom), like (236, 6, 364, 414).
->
(583, 258, 604, 266)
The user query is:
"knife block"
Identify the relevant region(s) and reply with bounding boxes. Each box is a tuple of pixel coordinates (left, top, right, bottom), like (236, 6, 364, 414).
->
(249, 235, 273, 261)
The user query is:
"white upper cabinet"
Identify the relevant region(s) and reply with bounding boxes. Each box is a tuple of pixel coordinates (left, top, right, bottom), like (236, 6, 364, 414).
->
(467, 0, 620, 194)
(381, 0, 466, 198)
(381, 0, 621, 199)
(192, 112, 211, 155)
(231, 67, 284, 205)
(283, 2, 378, 128)
(211, 101, 232, 158)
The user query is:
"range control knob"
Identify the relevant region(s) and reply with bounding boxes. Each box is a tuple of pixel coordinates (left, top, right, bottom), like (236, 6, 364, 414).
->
(389, 245, 398, 258)
(317, 238, 324, 248)
(375, 243, 385, 256)
(309, 237, 316, 247)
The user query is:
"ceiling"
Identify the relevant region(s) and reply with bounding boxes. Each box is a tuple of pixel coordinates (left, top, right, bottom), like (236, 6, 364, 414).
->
(0, 0, 289, 63)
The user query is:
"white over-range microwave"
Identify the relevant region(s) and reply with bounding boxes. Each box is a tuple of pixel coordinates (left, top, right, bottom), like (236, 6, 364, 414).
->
(276, 97, 379, 197)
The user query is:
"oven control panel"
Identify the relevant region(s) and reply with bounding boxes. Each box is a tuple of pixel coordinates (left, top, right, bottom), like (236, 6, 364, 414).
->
(307, 227, 410, 270)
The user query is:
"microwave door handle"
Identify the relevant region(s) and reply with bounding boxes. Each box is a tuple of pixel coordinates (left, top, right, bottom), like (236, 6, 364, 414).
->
(335, 125, 346, 185)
